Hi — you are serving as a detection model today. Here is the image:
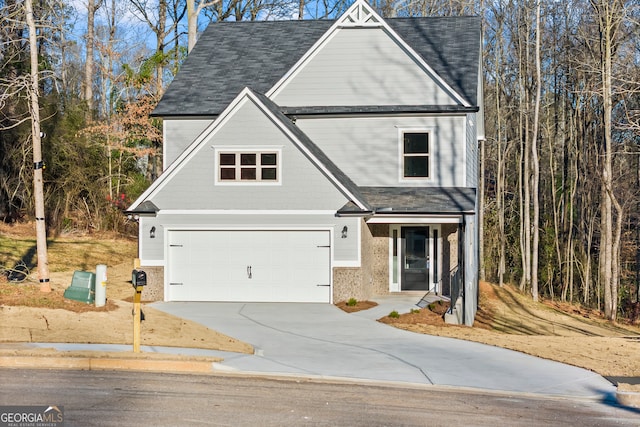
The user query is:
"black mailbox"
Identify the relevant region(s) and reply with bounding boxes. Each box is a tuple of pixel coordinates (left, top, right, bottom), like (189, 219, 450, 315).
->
(132, 269, 147, 287)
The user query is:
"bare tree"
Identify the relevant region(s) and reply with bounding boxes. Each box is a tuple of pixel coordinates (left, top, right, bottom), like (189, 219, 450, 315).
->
(129, 0, 185, 96)
(84, 0, 102, 118)
(589, 0, 626, 321)
(530, 0, 541, 302)
(187, 0, 220, 53)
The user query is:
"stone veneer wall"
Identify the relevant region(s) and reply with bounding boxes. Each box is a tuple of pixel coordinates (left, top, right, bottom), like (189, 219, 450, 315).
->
(370, 224, 390, 295)
(333, 219, 371, 302)
(333, 221, 390, 302)
(139, 266, 164, 301)
(441, 224, 459, 296)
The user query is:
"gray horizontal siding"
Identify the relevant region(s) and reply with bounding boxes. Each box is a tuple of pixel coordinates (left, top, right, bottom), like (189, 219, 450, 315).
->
(138, 214, 360, 264)
(466, 113, 478, 187)
(151, 99, 349, 210)
(139, 217, 163, 261)
(296, 115, 467, 187)
(273, 27, 458, 107)
(164, 118, 213, 169)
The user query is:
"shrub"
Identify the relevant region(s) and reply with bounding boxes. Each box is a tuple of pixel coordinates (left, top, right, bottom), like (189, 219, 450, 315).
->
(347, 298, 358, 306)
(389, 310, 400, 318)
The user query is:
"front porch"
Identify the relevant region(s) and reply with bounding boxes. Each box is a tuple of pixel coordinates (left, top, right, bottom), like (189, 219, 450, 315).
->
(333, 219, 475, 325)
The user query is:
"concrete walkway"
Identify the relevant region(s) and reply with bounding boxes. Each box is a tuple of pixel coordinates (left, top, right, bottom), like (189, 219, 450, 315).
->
(150, 296, 616, 400)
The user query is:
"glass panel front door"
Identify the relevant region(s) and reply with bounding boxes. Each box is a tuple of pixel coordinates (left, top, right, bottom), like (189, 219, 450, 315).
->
(401, 227, 430, 291)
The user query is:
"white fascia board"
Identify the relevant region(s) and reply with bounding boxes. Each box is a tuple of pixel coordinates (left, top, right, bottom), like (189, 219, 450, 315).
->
(379, 26, 470, 107)
(266, 0, 470, 108)
(162, 122, 167, 171)
(366, 216, 463, 224)
(130, 87, 368, 213)
(251, 95, 370, 211)
(128, 88, 254, 211)
(266, 13, 350, 99)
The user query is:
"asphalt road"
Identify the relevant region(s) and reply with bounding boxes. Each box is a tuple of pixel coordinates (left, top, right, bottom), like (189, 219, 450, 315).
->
(1, 369, 639, 426)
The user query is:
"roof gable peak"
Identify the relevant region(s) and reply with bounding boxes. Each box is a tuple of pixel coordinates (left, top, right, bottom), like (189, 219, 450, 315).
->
(267, 0, 471, 107)
(339, 0, 383, 27)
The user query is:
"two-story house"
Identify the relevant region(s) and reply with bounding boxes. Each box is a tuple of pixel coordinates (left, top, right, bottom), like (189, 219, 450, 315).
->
(126, 0, 483, 325)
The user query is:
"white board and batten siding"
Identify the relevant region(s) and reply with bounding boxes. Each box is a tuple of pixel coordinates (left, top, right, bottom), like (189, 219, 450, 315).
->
(272, 27, 459, 107)
(167, 229, 331, 302)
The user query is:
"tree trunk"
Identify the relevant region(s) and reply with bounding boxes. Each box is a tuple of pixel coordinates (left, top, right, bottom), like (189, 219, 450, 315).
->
(187, 0, 197, 53)
(593, 0, 623, 321)
(530, 0, 541, 302)
(25, 0, 50, 293)
(84, 0, 100, 119)
(156, 0, 166, 97)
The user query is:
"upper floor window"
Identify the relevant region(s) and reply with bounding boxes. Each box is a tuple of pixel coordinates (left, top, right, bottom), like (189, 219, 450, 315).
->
(218, 151, 279, 183)
(402, 132, 430, 179)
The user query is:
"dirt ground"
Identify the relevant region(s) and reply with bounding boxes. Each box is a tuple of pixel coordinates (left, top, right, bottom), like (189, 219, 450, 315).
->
(0, 262, 253, 355)
(1, 223, 639, 388)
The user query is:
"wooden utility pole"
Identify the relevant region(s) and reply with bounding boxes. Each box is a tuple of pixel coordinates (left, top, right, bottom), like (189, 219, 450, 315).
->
(25, 0, 51, 293)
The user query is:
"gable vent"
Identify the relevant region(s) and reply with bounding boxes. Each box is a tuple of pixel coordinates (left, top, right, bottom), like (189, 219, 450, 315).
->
(339, 1, 382, 27)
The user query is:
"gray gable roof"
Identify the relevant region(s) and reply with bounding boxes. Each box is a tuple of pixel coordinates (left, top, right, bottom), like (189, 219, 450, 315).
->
(153, 16, 480, 117)
(153, 20, 333, 117)
(390, 17, 480, 106)
(339, 187, 476, 215)
(251, 90, 371, 211)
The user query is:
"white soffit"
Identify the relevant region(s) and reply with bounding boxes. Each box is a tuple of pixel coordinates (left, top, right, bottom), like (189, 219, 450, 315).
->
(366, 216, 462, 224)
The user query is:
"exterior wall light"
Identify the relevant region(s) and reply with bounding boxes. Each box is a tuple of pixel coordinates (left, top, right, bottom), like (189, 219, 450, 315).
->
(150, 226, 156, 239)
(341, 225, 348, 239)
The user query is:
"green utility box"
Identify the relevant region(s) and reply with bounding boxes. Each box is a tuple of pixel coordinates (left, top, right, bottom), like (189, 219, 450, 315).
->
(63, 270, 96, 304)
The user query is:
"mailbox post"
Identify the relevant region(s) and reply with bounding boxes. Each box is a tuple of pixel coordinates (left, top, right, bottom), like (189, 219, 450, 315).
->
(131, 269, 147, 353)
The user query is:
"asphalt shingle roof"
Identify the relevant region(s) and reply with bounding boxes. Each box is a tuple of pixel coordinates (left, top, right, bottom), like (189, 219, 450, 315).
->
(153, 20, 333, 117)
(339, 187, 476, 215)
(251, 90, 371, 210)
(152, 17, 480, 117)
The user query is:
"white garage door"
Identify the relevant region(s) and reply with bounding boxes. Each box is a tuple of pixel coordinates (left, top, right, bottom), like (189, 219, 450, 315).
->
(167, 230, 331, 302)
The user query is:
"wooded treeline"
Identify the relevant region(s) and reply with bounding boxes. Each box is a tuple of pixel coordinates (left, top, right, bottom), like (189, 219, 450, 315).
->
(0, 0, 638, 319)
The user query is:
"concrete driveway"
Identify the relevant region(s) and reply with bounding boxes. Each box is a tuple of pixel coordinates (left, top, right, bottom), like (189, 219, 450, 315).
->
(151, 297, 616, 400)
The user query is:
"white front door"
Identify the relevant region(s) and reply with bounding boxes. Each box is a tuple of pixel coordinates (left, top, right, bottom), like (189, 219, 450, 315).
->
(167, 230, 331, 302)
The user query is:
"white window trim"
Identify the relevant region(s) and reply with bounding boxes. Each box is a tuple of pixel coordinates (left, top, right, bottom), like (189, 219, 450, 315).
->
(388, 224, 442, 293)
(214, 146, 283, 185)
(398, 128, 433, 183)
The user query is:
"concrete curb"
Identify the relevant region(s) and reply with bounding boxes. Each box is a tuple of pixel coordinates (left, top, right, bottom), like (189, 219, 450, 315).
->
(0, 347, 633, 408)
(0, 355, 217, 374)
(616, 390, 640, 409)
(2, 354, 625, 408)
